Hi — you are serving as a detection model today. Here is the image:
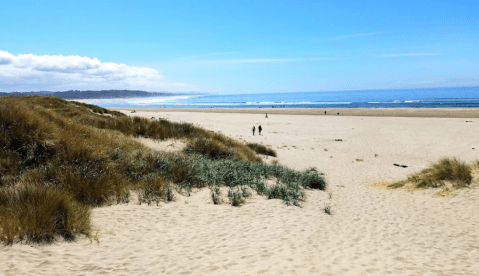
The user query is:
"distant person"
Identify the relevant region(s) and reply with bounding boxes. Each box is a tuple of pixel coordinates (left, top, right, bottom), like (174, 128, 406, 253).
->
(265, 113, 268, 118)
(252, 125, 256, 135)
(324, 111, 327, 115)
(258, 125, 262, 135)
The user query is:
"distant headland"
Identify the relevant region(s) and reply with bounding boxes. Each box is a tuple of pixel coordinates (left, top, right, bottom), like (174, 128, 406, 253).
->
(0, 90, 176, 99)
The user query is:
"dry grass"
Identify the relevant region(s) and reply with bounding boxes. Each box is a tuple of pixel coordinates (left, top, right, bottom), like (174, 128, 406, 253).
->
(184, 137, 261, 162)
(138, 175, 168, 205)
(380, 158, 473, 195)
(0, 183, 91, 244)
(408, 158, 471, 189)
(0, 97, 141, 243)
(0, 95, 325, 243)
(23, 96, 270, 162)
(184, 138, 236, 160)
(246, 142, 277, 157)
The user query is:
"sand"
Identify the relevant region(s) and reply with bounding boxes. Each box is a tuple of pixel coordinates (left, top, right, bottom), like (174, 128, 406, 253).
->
(2, 108, 479, 276)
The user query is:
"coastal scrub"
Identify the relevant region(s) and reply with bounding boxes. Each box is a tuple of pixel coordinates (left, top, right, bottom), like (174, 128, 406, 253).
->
(0, 96, 327, 244)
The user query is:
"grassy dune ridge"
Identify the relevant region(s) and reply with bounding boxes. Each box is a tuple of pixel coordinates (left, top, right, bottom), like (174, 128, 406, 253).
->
(0, 96, 326, 244)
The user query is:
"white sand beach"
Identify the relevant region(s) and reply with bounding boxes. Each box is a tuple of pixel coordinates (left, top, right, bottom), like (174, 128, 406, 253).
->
(2, 109, 479, 276)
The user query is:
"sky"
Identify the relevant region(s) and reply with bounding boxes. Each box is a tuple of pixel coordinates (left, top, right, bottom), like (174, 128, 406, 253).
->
(0, 0, 478, 94)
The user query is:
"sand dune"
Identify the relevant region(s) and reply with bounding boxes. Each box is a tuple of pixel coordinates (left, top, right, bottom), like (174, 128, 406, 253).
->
(2, 109, 479, 275)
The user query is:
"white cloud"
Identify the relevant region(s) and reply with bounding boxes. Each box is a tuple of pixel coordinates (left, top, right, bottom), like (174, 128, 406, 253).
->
(0, 50, 179, 92)
(0, 50, 15, 65)
(376, 53, 439, 58)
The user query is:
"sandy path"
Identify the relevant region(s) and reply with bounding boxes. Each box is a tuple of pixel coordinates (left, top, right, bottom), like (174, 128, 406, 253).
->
(2, 111, 478, 275)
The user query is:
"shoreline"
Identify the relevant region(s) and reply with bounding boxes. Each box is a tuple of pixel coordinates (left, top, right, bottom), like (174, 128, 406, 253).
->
(109, 107, 479, 118)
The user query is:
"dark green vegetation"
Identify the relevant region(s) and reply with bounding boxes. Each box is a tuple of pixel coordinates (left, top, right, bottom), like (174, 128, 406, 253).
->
(0, 96, 326, 244)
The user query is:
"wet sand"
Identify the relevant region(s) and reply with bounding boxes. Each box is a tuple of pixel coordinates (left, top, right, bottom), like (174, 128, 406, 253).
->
(111, 107, 479, 118)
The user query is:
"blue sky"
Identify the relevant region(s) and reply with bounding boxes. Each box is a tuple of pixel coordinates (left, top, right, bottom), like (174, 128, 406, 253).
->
(0, 0, 478, 93)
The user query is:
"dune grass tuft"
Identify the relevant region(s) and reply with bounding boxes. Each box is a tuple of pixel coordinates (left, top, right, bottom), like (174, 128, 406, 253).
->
(388, 157, 472, 191)
(246, 143, 277, 157)
(298, 168, 327, 190)
(211, 185, 222, 205)
(0, 183, 91, 244)
(323, 204, 332, 215)
(138, 175, 167, 206)
(228, 188, 245, 207)
(184, 137, 238, 160)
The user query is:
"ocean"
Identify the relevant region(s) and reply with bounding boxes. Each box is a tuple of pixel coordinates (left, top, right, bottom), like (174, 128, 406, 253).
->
(83, 86, 479, 109)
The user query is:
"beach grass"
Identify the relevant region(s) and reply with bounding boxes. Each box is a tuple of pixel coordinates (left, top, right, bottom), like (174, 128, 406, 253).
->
(0, 183, 91, 244)
(388, 157, 472, 190)
(211, 186, 222, 205)
(0, 96, 326, 244)
(184, 137, 261, 162)
(246, 142, 277, 157)
(323, 204, 332, 215)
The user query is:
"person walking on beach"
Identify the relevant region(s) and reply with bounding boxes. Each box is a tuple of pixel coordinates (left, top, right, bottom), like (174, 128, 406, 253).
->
(265, 113, 268, 118)
(258, 125, 262, 135)
(252, 125, 256, 135)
